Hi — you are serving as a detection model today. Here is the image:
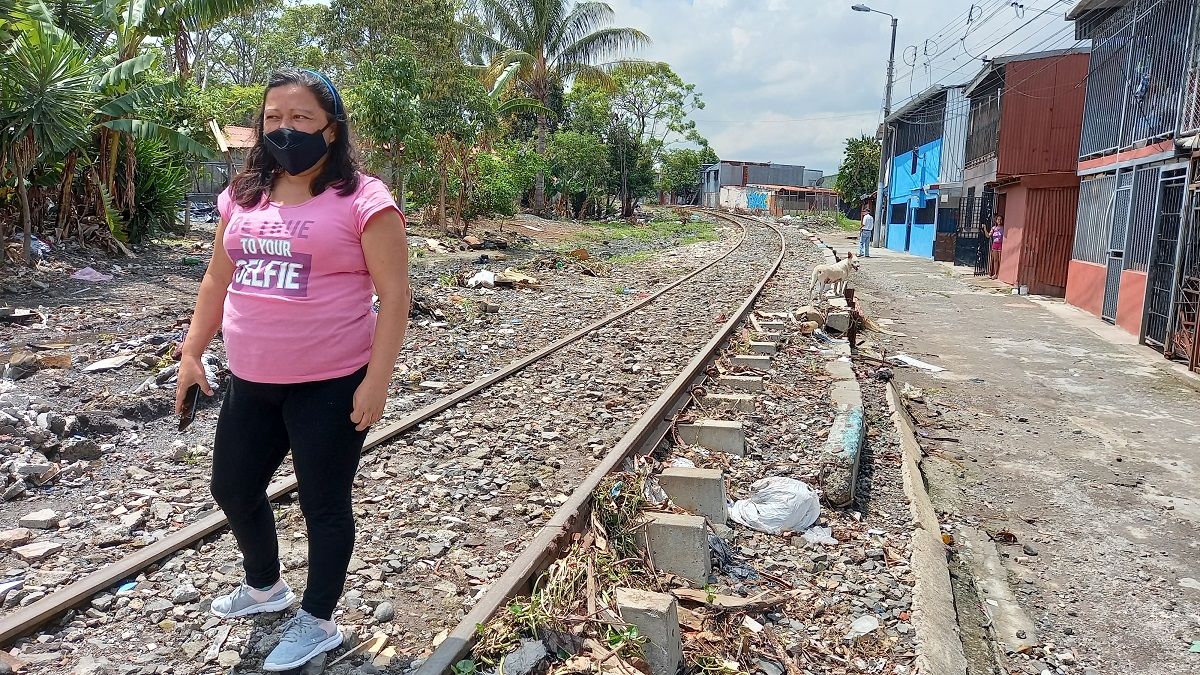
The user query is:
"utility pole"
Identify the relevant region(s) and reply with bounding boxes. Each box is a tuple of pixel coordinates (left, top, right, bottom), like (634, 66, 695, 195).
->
(853, 5, 898, 246)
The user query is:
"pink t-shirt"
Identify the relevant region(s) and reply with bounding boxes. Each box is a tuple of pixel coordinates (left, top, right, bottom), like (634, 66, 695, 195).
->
(216, 174, 401, 384)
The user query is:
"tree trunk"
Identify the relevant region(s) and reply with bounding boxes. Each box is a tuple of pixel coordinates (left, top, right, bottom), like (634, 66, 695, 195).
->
(437, 163, 447, 230)
(16, 171, 32, 265)
(57, 151, 77, 239)
(534, 114, 547, 215)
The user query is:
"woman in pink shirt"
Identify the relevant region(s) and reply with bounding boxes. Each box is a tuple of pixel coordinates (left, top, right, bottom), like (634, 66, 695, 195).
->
(175, 69, 409, 670)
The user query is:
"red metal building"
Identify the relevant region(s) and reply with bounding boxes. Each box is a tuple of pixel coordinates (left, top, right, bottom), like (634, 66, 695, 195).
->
(962, 49, 1090, 295)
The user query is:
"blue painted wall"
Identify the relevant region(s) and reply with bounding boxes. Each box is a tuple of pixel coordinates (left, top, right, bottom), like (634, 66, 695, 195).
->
(887, 138, 944, 256)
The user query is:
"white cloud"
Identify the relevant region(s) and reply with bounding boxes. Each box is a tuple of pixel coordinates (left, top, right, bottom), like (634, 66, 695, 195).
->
(606, 0, 1078, 172)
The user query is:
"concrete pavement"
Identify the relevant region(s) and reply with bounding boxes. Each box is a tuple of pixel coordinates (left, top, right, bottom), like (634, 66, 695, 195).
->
(842, 237, 1200, 675)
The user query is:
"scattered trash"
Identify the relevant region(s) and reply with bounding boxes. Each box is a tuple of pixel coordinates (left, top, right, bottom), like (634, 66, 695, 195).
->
(463, 235, 484, 249)
(0, 308, 40, 325)
(82, 355, 136, 373)
(566, 247, 590, 261)
(71, 266, 114, 282)
(708, 534, 758, 580)
(844, 614, 880, 641)
(891, 354, 946, 373)
(1190, 641, 1200, 653)
(670, 457, 696, 468)
(466, 270, 496, 288)
(728, 477, 821, 535)
(1179, 577, 1200, 591)
(801, 525, 838, 546)
(495, 269, 541, 289)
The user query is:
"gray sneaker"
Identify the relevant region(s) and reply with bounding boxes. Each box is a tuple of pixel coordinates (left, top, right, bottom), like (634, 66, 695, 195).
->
(209, 581, 296, 619)
(263, 610, 343, 671)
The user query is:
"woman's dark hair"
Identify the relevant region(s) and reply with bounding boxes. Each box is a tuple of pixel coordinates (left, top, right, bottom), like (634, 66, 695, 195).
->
(231, 68, 360, 208)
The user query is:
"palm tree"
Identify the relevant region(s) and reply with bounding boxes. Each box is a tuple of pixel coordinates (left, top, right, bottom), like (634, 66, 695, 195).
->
(465, 0, 650, 215)
(0, 11, 95, 262)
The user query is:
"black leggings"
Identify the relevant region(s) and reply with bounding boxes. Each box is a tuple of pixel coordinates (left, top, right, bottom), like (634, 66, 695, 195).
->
(210, 366, 368, 620)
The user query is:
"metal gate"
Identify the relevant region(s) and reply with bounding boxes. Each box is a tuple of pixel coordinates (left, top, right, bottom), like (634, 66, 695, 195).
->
(1170, 167, 1200, 371)
(1144, 168, 1187, 348)
(1102, 170, 1134, 322)
(956, 190, 993, 274)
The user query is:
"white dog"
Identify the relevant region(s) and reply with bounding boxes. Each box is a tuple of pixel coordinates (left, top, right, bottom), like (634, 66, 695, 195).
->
(809, 252, 859, 299)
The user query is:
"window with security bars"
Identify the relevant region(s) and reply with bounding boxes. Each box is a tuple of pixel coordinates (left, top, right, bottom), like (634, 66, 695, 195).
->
(1073, 174, 1116, 264)
(1079, 0, 1195, 157)
(1125, 166, 1162, 271)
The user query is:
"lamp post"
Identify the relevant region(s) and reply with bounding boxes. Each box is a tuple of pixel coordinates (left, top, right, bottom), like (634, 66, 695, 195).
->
(852, 3, 897, 246)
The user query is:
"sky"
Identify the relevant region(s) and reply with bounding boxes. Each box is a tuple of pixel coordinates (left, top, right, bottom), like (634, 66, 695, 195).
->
(606, 0, 1081, 174)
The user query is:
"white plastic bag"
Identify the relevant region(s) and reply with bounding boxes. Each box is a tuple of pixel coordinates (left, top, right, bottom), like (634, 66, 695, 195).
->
(466, 270, 496, 288)
(728, 477, 820, 535)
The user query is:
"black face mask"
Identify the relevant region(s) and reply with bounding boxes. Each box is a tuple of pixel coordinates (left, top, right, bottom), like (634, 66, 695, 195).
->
(264, 122, 331, 175)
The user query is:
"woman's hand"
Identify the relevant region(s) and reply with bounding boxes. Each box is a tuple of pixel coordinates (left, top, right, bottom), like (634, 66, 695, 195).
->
(175, 355, 214, 414)
(351, 376, 388, 431)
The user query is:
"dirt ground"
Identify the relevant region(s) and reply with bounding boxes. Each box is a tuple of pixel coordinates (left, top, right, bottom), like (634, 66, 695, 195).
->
(841, 236, 1200, 675)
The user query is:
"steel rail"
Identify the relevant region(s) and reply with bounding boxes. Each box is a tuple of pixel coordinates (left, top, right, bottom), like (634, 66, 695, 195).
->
(0, 214, 754, 646)
(415, 213, 786, 675)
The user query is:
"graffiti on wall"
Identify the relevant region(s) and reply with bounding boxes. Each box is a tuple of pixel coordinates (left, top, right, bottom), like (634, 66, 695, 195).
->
(747, 190, 768, 210)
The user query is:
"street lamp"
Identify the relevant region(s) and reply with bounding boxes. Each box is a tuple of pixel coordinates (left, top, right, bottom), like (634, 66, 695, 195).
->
(852, 4, 897, 247)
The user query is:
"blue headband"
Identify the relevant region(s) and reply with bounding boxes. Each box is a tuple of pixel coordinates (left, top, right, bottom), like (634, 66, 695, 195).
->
(305, 69, 344, 119)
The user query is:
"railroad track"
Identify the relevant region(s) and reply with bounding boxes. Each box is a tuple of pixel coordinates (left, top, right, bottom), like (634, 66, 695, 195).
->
(4, 211, 791, 674)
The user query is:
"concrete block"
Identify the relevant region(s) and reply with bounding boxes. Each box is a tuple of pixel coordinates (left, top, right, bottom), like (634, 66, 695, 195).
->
(825, 359, 855, 381)
(757, 331, 783, 344)
(821, 406, 866, 507)
(717, 375, 765, 392)
(749, 341, 776, 355)
(730, 354, 771, 370)
(759, 321, 787, 331)
(831, 380, 861, 409)
(677, 420, 744, 455)
(705, 393, 755, 412)
(659, 467, 727, 523)
(825, 312, 852, 334)
(827, 298, 849, 309)
(615, 588, 682, 675)
(641, 512, 710, 582)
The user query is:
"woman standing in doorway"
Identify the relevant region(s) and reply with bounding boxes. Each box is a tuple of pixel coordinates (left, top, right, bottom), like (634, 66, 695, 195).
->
(987, 214, 1004, 278)
(175, 69, 409, 670)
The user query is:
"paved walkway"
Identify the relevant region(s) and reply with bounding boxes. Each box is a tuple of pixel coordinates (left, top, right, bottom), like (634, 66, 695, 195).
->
(847, 239, 1200, 675)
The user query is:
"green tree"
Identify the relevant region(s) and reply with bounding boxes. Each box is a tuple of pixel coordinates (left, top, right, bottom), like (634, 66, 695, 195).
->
(611, 62, 704, 158)
(465, 0, 651, 215)
(835, 134, 880, 208)
(547, 129, 609, 218)
(200, 0, 325, 86)
(658, 145, 717, 203)
(345, 39, 430, 212)
(0, 11, 94, 261)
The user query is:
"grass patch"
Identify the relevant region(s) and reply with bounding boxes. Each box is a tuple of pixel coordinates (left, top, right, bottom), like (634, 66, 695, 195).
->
(609, 250, 653, 265)
(570, 216, 717, 247)
(837, 215, 862, 231)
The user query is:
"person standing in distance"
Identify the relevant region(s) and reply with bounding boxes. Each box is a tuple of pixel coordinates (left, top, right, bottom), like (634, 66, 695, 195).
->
(175, 68, 409, 671)
(859, 207, 875, 258)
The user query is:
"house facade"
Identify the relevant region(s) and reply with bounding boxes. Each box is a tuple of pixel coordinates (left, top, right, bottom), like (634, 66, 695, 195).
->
(700, 161, 818, 208)
(1064, 0, 1200, 363)
(958, 49, 1090, 295)
(882, 85, 969, 258)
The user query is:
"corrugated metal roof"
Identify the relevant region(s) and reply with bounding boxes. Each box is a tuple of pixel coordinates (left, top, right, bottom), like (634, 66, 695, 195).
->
(885, 83, 969, 124)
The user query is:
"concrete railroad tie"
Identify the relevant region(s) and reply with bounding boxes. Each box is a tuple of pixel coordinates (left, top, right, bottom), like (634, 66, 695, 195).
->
(821, 357, 866, 507)
(677, 420, 745, 456)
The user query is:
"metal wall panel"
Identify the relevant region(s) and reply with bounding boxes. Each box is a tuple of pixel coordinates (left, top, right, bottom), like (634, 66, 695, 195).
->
(998, 55, 1090, 176)
(1125, 165, 1162, 270)
(803, 169, 823, 186)
(941, 87, 969, 184)
(1023, 187, 1080, 293)
(1073, 173, 1117, 263)
(746, 164, 771, 186)
(769, 164, 806, 187)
